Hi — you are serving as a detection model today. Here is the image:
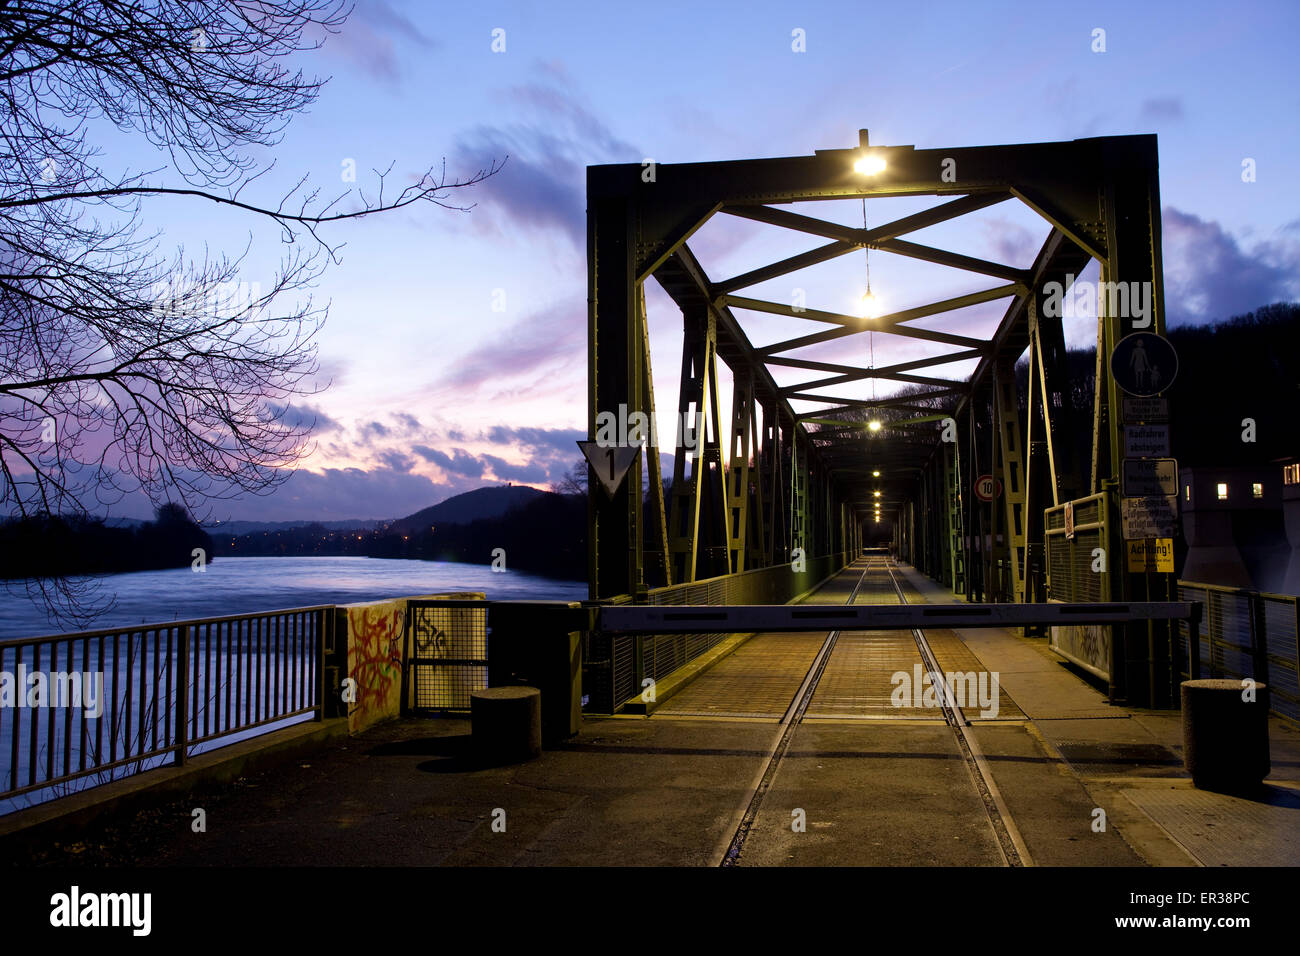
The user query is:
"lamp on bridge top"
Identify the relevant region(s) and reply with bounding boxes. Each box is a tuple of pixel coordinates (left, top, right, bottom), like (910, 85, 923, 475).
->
(854, 153, 887, 175)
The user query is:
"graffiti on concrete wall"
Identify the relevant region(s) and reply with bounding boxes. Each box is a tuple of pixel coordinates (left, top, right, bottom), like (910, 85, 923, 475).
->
(346, 602, 406, 733)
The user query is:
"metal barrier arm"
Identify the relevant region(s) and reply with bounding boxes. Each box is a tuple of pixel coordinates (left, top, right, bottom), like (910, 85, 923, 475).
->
(598, 601, 1198, 635)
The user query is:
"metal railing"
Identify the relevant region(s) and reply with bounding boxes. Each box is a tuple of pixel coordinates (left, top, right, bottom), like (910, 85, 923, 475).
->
(584, 552, 849, 713)
(1177, 581, 1299, 725)
(0, 606, 329, 813)
(1044, 494, 1111, 680)
(406, 601, 489, 711)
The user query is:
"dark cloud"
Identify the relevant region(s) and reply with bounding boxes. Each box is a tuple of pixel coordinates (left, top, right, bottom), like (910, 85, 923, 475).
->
(454, 77, 638, 247)
(417, 447, 486, 478)
(393, 412, 422, 433)
(264, 401, 342, 433)
(413, 442, 566, 486)
(1162, 207, 1300, 325)
(482, 454, 549, 484)
(981, 218, 1040, 267)
(431, 298, 584, 394)
(315, 1, 434, 81)
(221, 466, 448, 521)
(376, 448, 413, 472)
(1139, 97, 1184, 123)
(361, 420, 390, 440)
(484, 425, 584, 453)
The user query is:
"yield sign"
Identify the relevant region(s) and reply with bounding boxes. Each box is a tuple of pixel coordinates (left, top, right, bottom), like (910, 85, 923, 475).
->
(578, 441, 641, 498)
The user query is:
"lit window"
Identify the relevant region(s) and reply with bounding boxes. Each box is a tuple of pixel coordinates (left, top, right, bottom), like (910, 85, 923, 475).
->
(1184, 484, 1191, 502)
(1216, 482, 1228, 500)
(1252, 483, 1263, 498)
(1285, 463, 1300, 486)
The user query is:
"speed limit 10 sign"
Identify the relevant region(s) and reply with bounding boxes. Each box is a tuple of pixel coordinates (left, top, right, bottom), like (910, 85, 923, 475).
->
(974, 474, 1002, 502)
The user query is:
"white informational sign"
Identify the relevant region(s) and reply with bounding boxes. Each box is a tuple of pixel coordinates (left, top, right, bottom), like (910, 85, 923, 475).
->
(1123, 424, 1171, 458)
(1122, 458, 1178, 497)
(1121, 495, 1179, 540)
(1122, 397, 1169, 423)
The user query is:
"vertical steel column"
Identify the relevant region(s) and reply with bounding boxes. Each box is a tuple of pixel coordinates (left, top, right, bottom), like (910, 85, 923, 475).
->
(994, 361, 1028, 603)
(668, 305, 723, 583)
(639, 283, 671, 588)
(1098, 139, 1173, 706)
(726, 374, 755, 572)
(588, 195, 640, 599)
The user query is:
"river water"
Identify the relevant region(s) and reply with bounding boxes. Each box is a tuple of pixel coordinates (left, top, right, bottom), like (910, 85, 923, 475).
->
(0, 556, 587, 639)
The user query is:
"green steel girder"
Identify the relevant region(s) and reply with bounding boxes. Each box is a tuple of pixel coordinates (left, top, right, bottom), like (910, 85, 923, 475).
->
(588, 131, 1165, 607)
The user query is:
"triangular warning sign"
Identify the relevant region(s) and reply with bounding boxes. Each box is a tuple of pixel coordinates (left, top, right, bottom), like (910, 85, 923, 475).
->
(578, 441, 641, 498)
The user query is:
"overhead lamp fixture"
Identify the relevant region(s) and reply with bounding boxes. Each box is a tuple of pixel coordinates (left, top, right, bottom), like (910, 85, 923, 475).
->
(860, 289, 882, 319)
(872, 470, 881, 477)
(873, 490, 882, 498)
(854, 153, 887, 175)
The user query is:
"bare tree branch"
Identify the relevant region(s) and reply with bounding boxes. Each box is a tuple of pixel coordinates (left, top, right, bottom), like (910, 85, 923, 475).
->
(0, 1, 499, 624)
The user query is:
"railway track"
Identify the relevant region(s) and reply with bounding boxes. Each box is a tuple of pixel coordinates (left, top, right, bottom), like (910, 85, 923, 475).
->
(718, 554, 1033, 867)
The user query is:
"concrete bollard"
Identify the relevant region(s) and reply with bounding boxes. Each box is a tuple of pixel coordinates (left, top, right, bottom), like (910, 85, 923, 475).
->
(471, 686, 542, 765)
(1181, 679, 1270, 793)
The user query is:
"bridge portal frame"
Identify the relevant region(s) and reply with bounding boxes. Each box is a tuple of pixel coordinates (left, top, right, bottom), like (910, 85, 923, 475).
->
(588, 132, 1173, 703)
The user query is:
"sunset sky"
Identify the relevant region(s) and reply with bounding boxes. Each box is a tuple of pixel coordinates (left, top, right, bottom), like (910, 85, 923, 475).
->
(115, 0, 1300, 522)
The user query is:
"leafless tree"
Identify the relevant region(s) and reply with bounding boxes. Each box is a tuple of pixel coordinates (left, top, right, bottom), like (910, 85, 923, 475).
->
(550, 459, 588, 496)
(0, 1, 501, 623)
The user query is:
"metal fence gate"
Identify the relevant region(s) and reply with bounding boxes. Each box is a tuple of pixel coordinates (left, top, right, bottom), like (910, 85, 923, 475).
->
(405, 601, 489, 712)
(1044, 493, 1111, 680)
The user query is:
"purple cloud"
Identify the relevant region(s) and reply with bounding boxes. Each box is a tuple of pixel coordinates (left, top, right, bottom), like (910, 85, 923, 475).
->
(1162, 207, 1300, 325)
(315, 1, 434, 81)
(453, 76, 639, 247)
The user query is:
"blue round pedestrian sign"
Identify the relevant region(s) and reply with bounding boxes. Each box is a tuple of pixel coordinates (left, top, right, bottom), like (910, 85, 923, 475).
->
(1110, 332, 1178, 397)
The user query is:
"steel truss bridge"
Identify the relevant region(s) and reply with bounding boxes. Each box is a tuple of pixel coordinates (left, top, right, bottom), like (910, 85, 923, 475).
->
(586, 131, 1179, 707)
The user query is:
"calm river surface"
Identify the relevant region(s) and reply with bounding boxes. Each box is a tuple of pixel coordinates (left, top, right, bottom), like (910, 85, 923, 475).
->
(0, 556, 586, 639)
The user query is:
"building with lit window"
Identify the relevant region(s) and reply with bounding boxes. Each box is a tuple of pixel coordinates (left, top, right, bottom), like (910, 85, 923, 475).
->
(1179, 463, 1291, 592)
(1284, 458, 1300, 594)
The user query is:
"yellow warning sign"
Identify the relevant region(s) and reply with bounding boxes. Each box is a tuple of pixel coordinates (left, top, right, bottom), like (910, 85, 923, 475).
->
(1126, 538, 1174, 573)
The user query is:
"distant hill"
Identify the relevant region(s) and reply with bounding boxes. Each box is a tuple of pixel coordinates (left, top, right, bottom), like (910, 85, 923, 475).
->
(201, 518, 387, 535)
(389, 484, 548, 535)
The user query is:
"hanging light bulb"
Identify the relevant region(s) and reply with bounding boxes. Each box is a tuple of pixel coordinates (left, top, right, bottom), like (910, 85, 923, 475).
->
(860, 289, 881, 319)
